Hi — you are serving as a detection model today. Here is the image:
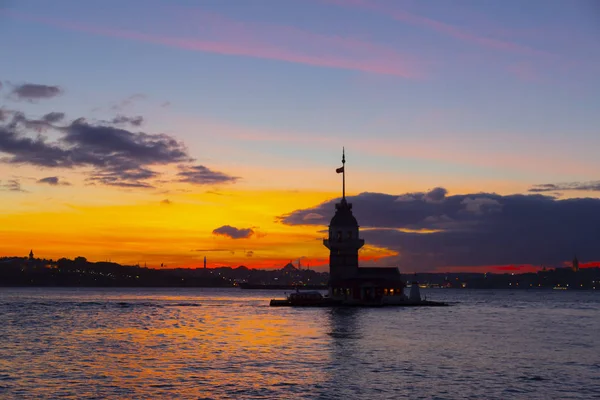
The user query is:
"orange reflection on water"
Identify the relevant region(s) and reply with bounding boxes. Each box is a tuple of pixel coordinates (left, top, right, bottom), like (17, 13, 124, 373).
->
(63, 291, 331, 398)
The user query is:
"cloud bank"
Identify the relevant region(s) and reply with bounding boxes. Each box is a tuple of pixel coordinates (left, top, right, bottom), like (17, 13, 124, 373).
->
(279, 188, 600, 270)
(0, 90, 238, 189)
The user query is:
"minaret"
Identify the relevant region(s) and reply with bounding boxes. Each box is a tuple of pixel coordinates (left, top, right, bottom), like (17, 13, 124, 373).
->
(323, 148, 364, 290)
(204, 256, 207, 269)
(29, 249, 34, 260)
(572, 255, 579, 272)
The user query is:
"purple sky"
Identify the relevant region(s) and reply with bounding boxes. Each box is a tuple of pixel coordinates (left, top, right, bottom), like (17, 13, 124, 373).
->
(1, 0, 599, 270)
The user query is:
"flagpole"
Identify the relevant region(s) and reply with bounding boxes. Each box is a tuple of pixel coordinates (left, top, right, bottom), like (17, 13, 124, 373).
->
(342, 147, 346, 200)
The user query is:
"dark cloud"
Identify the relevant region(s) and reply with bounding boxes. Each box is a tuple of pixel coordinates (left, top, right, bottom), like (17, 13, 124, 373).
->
(86, 167, 157, 188)
(37, 176, 70, 186)
(0, 108, 7, 122)
(0, 179, 26, 192)
(396, 187, 447, 203)
(0, 125, 72, 167)
(43, 112, 65, 123)
(38, 176, 58, 185)
(279, 190, 600, 270)
(1, 113, 192, 188)
(212, 225, 254, 239)
(178, 165, 238, 185)
(62, 119, 189, 165)
(461, 196, 502, 215)
(10, 83, 63, 101)
(8, 112, 56, 133)
(530, 181, 600, 193)
(110, 115, 144, 127)
(1, 105, 241, 189)
(424, 187, 447, 203)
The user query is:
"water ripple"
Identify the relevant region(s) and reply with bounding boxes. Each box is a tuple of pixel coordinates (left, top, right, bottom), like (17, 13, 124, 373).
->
(0, 288, 599, 399)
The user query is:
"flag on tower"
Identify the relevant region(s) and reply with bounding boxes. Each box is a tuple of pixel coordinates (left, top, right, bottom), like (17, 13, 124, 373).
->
(336, 166, 344, 173)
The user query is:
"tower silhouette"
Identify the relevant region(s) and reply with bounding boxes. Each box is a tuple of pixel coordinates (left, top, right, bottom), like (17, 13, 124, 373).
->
(323, 149, 364, 285)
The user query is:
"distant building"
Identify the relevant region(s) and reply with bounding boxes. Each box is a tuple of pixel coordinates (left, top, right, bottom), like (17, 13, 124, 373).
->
(323, 149, 406, 304)
(29, 249, 34, 260)
(572, 256, 580, 272)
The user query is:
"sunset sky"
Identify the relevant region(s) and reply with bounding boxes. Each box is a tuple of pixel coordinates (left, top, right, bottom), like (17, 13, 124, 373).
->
(1, 0, 599, 272)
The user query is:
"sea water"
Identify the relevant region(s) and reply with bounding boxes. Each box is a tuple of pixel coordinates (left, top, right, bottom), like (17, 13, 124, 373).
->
(0, 288, 598, 399)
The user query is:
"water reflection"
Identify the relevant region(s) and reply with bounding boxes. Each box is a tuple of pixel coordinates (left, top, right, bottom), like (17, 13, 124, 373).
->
(326, 308, 361, 340)
(0, 288, 599, 399)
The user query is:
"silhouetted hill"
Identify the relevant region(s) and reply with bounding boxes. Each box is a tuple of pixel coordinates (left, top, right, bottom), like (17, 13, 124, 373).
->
(0, 256, 329, 288)
(0, 256, 230, 287)
(1, 255, 597, 289)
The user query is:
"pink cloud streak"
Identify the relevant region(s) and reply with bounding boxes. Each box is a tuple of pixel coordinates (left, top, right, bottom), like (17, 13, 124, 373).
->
(3, 10, 423, 79)
(176, 115, 594, 177)
(324, 0, 552, 57)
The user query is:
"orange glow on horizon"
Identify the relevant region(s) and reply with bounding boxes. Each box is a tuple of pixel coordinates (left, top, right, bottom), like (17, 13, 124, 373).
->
(0, 189, 340, 269)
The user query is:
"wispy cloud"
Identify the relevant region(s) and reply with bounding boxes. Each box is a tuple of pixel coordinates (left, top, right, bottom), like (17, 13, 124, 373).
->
(4, 10, 423, 78)
(109, 115, 144, 127)
(178, 165, 239, 185)
(110, 94, 146, 112)
(324, 0, 551, 57)
(506, 61, 540, 82)
(178, 115, 593, 177)
(0, 179, 26, 192)
(529, 181, 600, 193)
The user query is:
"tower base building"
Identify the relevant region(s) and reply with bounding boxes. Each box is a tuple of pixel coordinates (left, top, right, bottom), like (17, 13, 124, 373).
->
(323, 150, 408, 305)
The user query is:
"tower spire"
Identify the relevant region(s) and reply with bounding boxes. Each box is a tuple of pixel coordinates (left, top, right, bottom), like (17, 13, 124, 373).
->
(342, 147, 346, 200)
(335, 147, 346, 200)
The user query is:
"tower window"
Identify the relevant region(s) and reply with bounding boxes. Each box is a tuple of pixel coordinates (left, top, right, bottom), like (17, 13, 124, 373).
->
(347, 231, 352, 239)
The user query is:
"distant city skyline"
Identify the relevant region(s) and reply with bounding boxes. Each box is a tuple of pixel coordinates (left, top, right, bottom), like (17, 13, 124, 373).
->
(1, 0, 599, 272)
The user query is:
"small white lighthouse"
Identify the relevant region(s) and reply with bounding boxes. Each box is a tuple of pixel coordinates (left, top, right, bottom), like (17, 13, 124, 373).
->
(409, 280, 422, 302)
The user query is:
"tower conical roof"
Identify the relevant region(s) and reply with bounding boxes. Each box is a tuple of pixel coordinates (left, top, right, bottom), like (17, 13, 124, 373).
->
(330, 198, 358, 227)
